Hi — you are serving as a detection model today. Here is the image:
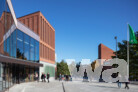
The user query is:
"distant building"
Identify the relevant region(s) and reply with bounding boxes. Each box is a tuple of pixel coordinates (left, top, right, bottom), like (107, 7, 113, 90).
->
(98, 43, 115, 65)
(92, 43, 115, 71)
(98, 43, 114, 59)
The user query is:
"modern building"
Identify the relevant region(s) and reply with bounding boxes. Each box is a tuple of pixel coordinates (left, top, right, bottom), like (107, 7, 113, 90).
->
(17, 11, 56, 80)
(0, 0, 55, 91)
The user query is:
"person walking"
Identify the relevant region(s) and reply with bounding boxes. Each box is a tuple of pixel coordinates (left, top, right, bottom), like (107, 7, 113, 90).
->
(35, 73, 39, 82)
(65, 75, 69, 81)
(62, 75, 64, 81)
(44, 74, 46, 82)
(125, 76, 129, 89)
(118, 74, 121, 88)
(59, 73, 62, 81)
(47, 73, 50, 83)
(41, 73, 44, 82)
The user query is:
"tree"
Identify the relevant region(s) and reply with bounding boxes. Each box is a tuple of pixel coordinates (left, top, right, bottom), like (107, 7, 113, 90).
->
(57, 60, 70, 78)
(112, 32, 138, 81)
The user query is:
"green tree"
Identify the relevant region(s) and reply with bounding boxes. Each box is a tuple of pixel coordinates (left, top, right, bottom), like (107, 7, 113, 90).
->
(112, 32, 138, 81)
(57, 60, 70, 78)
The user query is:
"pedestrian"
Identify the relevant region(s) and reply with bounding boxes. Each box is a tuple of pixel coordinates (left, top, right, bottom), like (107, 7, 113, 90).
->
(125, 76, 129, 89)
(65, 75, 69, 81)
(117, 74, 121, 88)
(44, 74, 46, 82)
(125, 82, 129, 89)
(70, 75, 72, 81)
(59, 73, 62, 81)
(41, 73, 44, 82)
(35, 72, 39, 82)
(65, 75, 67, 81)
(62, 75, 64, 81)
(47, 73, 50, 83)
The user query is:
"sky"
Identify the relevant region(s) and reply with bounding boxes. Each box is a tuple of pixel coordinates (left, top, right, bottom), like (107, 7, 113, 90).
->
(11, 0, 138, 63)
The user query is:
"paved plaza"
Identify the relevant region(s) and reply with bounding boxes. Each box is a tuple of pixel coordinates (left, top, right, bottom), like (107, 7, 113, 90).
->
(5, 81, 138, 92)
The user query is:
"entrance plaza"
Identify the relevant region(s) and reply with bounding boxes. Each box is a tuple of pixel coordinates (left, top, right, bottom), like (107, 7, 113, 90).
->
(5, 81, 138, 92)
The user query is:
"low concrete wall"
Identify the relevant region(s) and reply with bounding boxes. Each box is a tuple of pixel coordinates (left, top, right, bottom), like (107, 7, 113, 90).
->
(130, 81, 138, 85)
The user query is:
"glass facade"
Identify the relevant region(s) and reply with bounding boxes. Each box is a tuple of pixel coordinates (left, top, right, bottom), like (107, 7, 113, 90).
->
(3, 31, 17, 57)
(24, 34, 30, 60)
(45, 66, 55, 77)
(4, 29, 39, 63)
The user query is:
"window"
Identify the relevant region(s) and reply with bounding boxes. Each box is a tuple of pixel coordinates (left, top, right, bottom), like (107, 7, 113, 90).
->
(9, 30, 16, 58)
(17, 30, 23, 48)
(24, 34, 30, 60)
(6, 37, 10, 54)
(17, 30, 24, 59)
(30, 38, 35, 61)
(3, 30, 16, 57)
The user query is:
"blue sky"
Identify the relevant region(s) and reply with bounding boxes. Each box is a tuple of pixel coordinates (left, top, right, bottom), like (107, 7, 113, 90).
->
(11, 0, 138, 62)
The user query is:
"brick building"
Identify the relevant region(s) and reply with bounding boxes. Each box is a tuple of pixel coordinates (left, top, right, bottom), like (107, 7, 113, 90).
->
(98, 43, 115, 65)
(18, 12, 56, 80)
(98, 43, 114, 60)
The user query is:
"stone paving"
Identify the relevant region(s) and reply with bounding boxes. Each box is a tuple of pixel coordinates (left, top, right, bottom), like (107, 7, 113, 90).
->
(5, 81, 63, 92)
(64, 81, 138, 92)
(5, 81, 138, 92)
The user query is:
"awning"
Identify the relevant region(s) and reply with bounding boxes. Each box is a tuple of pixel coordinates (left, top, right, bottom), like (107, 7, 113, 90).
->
(0, 54, 43, 67)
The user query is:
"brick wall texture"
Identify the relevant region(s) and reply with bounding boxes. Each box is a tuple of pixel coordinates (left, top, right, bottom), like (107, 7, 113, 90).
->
(98, 43, 114, 60)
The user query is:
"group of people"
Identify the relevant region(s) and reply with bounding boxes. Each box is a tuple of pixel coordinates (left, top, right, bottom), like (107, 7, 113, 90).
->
(117, 81, 129, 89)
(59, 74, 72, 81)
(41, 73, 50, 83)
(117, 75, 129, 89)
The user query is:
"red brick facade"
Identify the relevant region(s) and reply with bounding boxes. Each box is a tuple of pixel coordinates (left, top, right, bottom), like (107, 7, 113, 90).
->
(18, 11, 55, 64)
(98, 43, 114, 60)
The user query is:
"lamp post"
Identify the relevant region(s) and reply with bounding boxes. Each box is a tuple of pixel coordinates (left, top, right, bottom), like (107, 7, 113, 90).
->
(115, 36, 117, 58)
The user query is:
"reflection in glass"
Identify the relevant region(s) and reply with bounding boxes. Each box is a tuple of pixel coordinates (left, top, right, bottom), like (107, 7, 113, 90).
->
(17, 30, 23, 48)
(10, 30, 16, 57)
(7, 38, 10, 54)
(17, 30, 24, 59)
(3, 29, 39, 62)
(17, 48, 24, 59)
(0, 0, 14, 56)
(24, 34, 30, 60)
(30, 38, 35, 61)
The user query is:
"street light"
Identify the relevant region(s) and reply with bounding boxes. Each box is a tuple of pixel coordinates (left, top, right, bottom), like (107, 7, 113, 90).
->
(114, 36, 117, 58)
